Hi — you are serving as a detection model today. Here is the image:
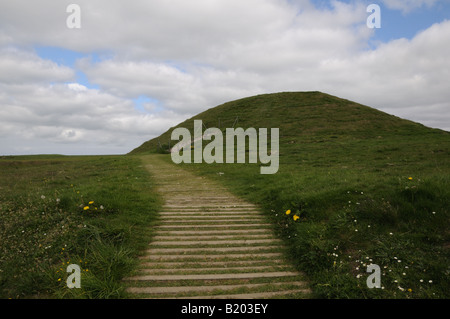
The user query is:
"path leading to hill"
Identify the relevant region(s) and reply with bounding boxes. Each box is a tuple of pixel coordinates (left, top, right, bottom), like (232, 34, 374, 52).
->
(124, 155, 311, 299)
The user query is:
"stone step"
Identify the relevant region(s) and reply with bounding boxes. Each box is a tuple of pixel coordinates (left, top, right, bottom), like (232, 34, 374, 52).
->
(178, 289, 312, 299)
(157, 223, 272, 229)
(140, 252, 283, 261)
(149, 239, 282, 246)
(146, 246, 282, 254)
(154, 229, 271, 236)
(125, 271, 299, 281)
(159, 219, 259, 224)
(159, 213, 263, 221)
(162, 205, 258, 209)
(152, 234, 276, 241)
(137, 265, 291, 274)
(159, 211, 262, 215)
(126, 281, 308, 295)
(140, 259, 287, 268)
(161, 207, 260, 212)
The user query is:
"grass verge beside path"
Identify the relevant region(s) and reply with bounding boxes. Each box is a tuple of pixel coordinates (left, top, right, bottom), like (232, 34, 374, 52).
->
(0, 155, 161, 299)
(158, 145, 450, 299)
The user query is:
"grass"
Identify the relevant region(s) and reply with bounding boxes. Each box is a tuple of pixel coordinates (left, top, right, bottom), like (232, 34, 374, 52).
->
(131, 91, 450, 299)
(0, 155, 161, 299)
(2, 91, 449, 299)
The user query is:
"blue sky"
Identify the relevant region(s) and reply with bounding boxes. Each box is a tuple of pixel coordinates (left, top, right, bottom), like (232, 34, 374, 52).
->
(1, 0, 449, 155)
(374, 1, 450, 41)
(33, 1, 450, 88)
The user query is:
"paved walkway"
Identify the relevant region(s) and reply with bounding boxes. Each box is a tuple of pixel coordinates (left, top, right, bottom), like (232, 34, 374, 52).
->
(124, 155, 311, 299)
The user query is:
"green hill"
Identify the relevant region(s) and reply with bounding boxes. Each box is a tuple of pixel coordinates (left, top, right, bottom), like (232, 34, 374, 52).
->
(130, 91, 450, 298)
(130, 91, 445, 155)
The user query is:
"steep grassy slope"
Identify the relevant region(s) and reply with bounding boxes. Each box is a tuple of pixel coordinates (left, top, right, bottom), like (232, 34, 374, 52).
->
(130, 91, 450, 298)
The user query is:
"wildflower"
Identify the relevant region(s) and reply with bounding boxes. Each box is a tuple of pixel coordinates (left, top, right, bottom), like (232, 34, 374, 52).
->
(408, 288, 412, 293)
(408, 177, 413, 180)
(83, 206, 89, 210)
(285, 210, 291, 215)
(41, 195, 46, 199)
(293, 215, 300, 221)
(89, 201, 94, 205)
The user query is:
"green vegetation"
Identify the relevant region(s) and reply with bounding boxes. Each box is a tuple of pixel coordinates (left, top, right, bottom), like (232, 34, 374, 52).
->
(1, 91, 448, 299)
(0, 155, 160, 298)
(131, 91, 450, 298)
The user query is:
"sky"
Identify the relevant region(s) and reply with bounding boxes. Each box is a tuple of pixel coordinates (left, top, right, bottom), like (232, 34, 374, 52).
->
(0, 0, 449, 155)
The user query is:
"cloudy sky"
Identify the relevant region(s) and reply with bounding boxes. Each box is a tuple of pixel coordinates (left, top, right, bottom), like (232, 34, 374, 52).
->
(1, 0, 449, 155)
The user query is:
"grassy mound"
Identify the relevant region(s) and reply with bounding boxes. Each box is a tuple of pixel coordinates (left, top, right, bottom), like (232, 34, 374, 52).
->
(131, 91, 450, 298)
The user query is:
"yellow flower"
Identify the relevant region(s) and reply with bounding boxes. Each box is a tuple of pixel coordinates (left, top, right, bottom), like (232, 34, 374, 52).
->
(83, 206, 89, 210)
(407, 288, 412, 292)
(285, 210, 291, 215)
(293, 215, 300, 221)
(408, 177, 413, 180)
(89, 201, 94, 205)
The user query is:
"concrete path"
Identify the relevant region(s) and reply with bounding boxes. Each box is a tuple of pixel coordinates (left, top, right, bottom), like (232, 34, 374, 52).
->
(124, 155, 311, 299)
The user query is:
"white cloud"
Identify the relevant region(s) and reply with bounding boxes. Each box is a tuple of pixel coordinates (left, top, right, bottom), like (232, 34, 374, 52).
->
(380, 0, 442, 13)
(0, 48, 74, 84)
(0, 0, 449, 155)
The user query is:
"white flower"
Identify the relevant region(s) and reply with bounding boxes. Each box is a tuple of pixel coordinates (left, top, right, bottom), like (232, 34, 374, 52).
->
(429, 280, 433, 284)
(41, 195, 46, 199)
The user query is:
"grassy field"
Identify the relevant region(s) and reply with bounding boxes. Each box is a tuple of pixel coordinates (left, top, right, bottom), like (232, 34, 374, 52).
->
(132, 92, 450, 299)
(0, 155, 161, 298)
(1, 92, 449, 299)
